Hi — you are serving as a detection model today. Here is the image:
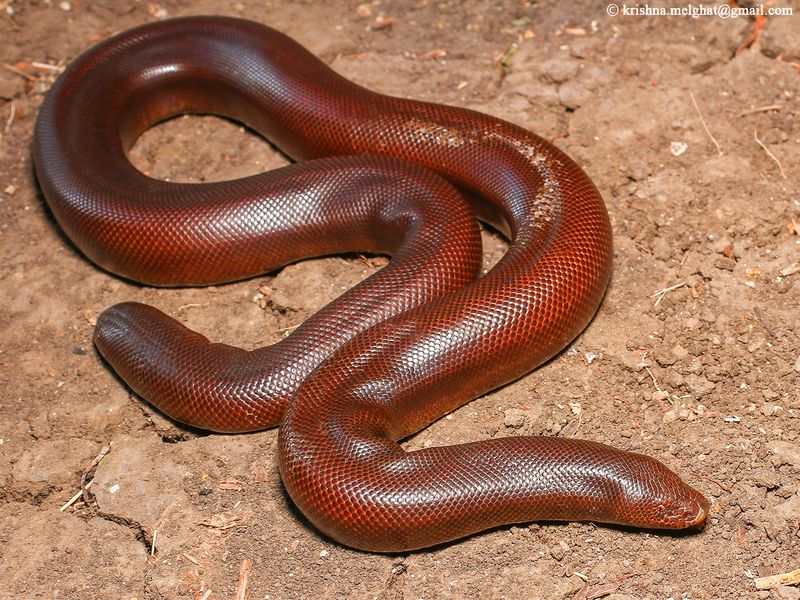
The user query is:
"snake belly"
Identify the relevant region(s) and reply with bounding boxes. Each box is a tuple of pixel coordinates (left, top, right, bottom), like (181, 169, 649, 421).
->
(33, 16, 709, 552)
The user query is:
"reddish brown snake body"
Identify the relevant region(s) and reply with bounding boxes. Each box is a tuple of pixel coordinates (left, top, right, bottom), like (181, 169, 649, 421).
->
(33, 16, 709, 551)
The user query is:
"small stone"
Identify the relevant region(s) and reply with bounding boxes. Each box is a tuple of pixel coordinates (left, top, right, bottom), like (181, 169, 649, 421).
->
(558, 81, 591, 110)
(654, 351, 676, 367)
(746, 332, 766, 353)
(712, 238, 733, 255)
(652, 390, 669, 402)
(670, 141, 688, 156)
(671, 344, 689, 360)
(752, 468, 779, 490)
(684, 373, 716, 397)
(146, 3, 169, 18)
(700, 309, 717, 323)
(627, 160, 651, 181)
(794, 356, 800, 373)
(714, 257, 736, 271)
(684, 317, 701, 331)
(775, 585, 800, 600)
(654, 212, 672, 228)
(619, 350, 647, 371)
(504, 408, 527, 429)
(770, 441, 800, 467)
(550, 543, 565, 561)
(668, 372, 685, 388)
(761, 404, 783, 417)
(651, 237, 672, 261)
(538, 57, 580, 83)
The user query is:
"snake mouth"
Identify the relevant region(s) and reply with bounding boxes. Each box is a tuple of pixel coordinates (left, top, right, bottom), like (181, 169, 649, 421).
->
(687, 497, 710, 529)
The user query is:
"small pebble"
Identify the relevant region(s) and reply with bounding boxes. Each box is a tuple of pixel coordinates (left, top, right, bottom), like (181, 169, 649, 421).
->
(550, 543, 565, 561)
(671, 344, 689, 359)
(538, 57, 579, 83)
(627, 160, 651, 181)
(504, 408, 527, 429)
(714, 257, 736, 271)
(770, 441, 800, 467)
(670, 141, 688, 156)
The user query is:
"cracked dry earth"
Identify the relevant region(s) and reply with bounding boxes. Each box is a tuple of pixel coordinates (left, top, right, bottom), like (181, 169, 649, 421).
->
(1, 1, 799, 599)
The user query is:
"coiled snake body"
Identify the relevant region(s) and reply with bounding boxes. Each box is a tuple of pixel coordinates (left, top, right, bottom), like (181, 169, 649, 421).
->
(33, 16, 708, 552)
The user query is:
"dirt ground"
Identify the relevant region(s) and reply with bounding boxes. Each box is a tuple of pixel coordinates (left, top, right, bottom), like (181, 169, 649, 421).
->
(1, 1, 799, 598)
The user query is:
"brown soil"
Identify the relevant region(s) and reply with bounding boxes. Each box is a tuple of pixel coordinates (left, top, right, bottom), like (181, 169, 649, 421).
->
(1, 1, 799, 599)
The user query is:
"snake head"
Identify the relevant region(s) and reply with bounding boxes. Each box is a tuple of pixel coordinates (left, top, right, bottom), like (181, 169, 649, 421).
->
(609, 450, 710, 530)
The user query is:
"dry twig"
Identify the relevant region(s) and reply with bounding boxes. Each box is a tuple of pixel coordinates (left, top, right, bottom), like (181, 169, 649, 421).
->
(689, 91, 722, 155)
(651, 281, 686, 306)
(1, 62, 35, 81)
(234, 559, 253, 600)
(59, 480, 92, 511)
(177, 303, 204, 311)
(736, 104, 783, 117)
(275, 323, 300, 334)
(753, 128, 787, 179)
(81, 442, 112, 508)
(4, 101, 15, 135)
(644, 366, 663, 394)
(754, 568, 800, 590)
(30, 61, 65, 73)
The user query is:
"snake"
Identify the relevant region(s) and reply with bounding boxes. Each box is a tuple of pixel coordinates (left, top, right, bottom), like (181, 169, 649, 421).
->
(33, 16, 709, 552)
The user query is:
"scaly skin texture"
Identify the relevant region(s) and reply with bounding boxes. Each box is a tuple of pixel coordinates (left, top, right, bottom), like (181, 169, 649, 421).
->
(33, 16, 709, 552)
